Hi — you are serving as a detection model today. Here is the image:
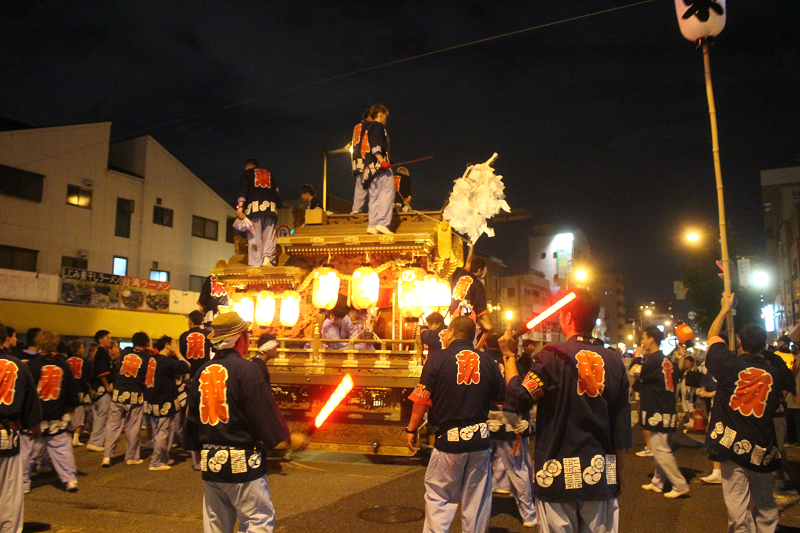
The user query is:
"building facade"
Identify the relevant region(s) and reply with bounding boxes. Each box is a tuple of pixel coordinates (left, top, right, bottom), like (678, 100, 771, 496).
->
(0, 122, 237, 291)
(595, 269, 626, 345)
(762, 165, 800, 338)
(528, 225, 591, 295)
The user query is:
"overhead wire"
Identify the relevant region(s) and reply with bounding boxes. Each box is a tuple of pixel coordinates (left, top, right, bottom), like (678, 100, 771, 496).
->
(11, 0, 659, 169)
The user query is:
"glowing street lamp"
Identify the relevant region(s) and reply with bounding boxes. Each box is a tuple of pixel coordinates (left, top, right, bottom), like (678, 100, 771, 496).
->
(752, 271, 769, 287)
(686, 232, 700, 242)
(505, 310, 513, 320)
(574, 269, 588, 281)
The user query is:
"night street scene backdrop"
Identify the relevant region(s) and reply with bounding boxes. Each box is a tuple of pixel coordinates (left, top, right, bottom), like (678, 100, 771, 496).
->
(1, 0, 798, 303)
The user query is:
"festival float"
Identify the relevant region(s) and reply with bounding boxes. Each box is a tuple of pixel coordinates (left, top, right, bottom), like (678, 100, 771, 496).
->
(211, 155, 510, 456)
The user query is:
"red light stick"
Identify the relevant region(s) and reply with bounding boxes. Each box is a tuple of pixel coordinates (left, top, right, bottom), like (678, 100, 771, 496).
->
(314, 374, 354, 428)
(515, 292, 576, 338)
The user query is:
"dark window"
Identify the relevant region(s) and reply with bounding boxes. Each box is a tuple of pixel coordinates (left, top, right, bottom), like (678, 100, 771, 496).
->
(540, 252, 546, 260)
(189, 275, 205, 293)
(192, 216, 218, 241)
(66, 184, 92, 208)
(0, 245, 37, 272)
(113, 256, 128, 276)
(61, 256, 87, 270)
(552, 252, 557, 259)
(116, 198, 134, 238)
(150, 270, 169, 282)
(153, 205, 173, 227)
(226, 216, 246, 244)
(0, 164, 44, 202)
(506, 287, 516, 298)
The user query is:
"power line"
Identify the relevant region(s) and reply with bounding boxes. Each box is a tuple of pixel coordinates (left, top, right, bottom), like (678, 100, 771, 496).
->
(11, 0, 660, 168)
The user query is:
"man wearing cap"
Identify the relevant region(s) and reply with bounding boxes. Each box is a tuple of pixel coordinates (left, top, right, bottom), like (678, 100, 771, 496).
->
(184, 312, 289, 533)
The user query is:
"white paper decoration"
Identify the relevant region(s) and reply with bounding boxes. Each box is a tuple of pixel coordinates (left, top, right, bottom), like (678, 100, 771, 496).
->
(442, 153, 510, 244)
(675, 0, 726, 42)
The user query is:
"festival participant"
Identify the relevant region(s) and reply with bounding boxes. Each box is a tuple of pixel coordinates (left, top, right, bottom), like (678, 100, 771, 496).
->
(86, 329, 114, 451)
(500, 287, 631, 532)
(361, 104, 394, 235)
(179, 310, 214, 378)
(65, 340, 91, 447)
(253, 332, 278, 387)
(0, 322, 42, 531)
(143, 336, 190, 471)
(322, 307, 348, 350)
(299, 184, 323, 210)
(638, 325, 689, 498)
(419, 312, 447, 364)
(448, 243, 492, 332)
(236, 158, 282, 267)
(2, 325, 16, 353)
(22, 330, 80, 493)
(183, 312, 289, 533)
(485, 333, 537, 528)
(101, 332, 150, 468)
(198, 268, 231, 326)
(350, 109, 371, 214)
(705, 294, 783, 532)
(393, 166, 412, 211)
(18, 328, 41, 364)
(406, 316, 506, 533)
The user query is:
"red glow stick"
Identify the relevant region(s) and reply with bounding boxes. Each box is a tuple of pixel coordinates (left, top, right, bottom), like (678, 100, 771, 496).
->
(314, 374, 354, 428)
(516, 292, 576, 337)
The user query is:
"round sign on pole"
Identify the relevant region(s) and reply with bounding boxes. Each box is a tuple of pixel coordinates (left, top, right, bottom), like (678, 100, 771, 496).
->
(687, 311, 697, 320)
(276, 224, 291, 238)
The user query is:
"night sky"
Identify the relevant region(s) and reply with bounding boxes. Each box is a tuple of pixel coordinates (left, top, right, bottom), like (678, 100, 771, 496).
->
(2, 1, 798, 303)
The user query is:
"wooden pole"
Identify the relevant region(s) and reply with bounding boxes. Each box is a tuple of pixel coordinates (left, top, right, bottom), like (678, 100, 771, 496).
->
(703, 43, 735, 350)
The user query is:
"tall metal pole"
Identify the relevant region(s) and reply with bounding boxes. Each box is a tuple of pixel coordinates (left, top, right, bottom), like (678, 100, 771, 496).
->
(702, 43, 734, 350)
(322, 152, 328, 211)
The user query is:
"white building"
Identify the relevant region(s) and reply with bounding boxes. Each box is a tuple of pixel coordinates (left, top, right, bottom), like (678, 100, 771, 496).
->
(528, 226, 591, 295)
(0, 122, 237, 291)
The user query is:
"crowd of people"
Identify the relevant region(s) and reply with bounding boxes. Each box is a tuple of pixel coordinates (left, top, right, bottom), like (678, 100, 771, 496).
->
(0, 286, 793, 533)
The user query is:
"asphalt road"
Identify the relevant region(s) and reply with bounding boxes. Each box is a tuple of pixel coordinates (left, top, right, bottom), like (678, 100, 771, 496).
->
(21, 429, 800, 533)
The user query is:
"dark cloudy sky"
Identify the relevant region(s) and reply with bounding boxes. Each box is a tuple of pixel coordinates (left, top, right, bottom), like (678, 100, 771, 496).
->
(1, 1, 798, 303)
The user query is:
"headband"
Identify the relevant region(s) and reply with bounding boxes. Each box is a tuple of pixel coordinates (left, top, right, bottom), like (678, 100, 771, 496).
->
(258, 340, 278, 353)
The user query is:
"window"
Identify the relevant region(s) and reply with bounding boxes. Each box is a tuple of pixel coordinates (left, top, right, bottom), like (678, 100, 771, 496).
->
(0, 164, 44, 202)
(540, 252, 546, 260)
(506, 287, 516, 298)
(153, 205, 173, 227)
(524, 287, 540, 297)
(116, 198, 134, 238)
(62, 256, 87, 270)
(764, 202, 772, 213)
(189, 275, 205, 293)
(226, 216, 246, 243)
(0, 245, 37, 272)
(113, 256, 128, 276)
(150, 270, 169, 282)
(66, 184, 92, 208)
(192, 216, 218, 241)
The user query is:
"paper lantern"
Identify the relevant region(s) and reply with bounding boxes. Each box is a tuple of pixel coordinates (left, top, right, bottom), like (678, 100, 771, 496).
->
(351, 266, 379, 310)
(398, 266, 427, 318)
(675, 323, 694, 344)
(231, 295, 255, 323)
(311, 267, 340, 310)
(674, 0, 725, 42)
(255, 291, 275, 326)
(422, 275, 451, 312)
(280, 290, 301, 327)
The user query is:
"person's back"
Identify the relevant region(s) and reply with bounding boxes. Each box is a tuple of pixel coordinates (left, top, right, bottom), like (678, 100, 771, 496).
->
(521, 335, 630, 501)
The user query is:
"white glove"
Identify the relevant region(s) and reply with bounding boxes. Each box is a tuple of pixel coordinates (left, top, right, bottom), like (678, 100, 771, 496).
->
(233, 217, 253, 231)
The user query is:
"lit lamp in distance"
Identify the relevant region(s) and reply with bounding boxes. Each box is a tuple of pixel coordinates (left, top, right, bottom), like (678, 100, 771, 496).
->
(752, 271, 769, 287)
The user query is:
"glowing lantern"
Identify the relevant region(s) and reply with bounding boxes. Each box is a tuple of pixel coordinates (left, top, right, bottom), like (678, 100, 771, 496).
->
(351, 266, 379, 310)
(255, 291, 276, 326)
(398, 266, 427, 318)
(280, 291, 301, 327)
(675, 324, 694, 345)
(232, 295, 255, 323)
(674, 0, 725, 42)
(311, 267, 340, 310)
(422, 275, 451, 313)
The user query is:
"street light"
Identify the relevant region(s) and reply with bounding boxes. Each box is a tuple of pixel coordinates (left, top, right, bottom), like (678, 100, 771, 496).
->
(505, 310, 513, 320)
(322, 143, 352, 211)
(752, 271, 769, 287)
(574, 269, 588, 281)
(686, 232, 700, 242)
(645, 310, 652, 316)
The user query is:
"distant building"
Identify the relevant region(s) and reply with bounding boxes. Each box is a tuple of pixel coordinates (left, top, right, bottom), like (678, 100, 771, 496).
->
(594, 269, 626, 345)
(0, 122, 238, 291)
(500, 270, 562, 346)
(528, 225, 591, 295)
(762, 165, 800, 338)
